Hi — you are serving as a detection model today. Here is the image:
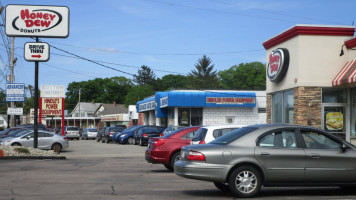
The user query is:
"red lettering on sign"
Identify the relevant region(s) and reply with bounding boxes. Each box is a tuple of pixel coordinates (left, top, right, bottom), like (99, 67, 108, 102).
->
(20, 9, 55, 28)
(269, 53, 280, 73)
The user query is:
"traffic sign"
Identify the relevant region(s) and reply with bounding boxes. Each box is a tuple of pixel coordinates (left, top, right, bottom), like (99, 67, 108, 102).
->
(24, 42, 50, 62)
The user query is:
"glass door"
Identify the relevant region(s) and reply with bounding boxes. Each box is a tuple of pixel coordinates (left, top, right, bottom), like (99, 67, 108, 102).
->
(322, 106, 346, 139)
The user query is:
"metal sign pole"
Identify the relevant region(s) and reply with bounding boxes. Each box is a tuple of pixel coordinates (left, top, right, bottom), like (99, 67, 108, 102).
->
(34, 37, 39, 148)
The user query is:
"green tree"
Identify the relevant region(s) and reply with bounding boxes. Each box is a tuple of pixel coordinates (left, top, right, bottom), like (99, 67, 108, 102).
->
(156, 74, 188, 91)
(65, 77, 133, 112)
(187, 55, 221, 89)
(23, 84, 35, 115)
(124, 85, 155, 107)
(133, 65, 156, 86)
(218, 62, 266, 90)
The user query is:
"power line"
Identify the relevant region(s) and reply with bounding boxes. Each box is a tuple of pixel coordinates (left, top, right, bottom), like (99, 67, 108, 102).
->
(48, 41, 265, 56)
(208, 0, 343, 25)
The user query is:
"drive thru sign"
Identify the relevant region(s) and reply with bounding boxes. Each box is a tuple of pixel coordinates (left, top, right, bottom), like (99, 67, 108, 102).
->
(24, 42, 49, 62)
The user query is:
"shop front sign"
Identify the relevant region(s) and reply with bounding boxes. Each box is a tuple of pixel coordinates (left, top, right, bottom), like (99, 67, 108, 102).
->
(138, 101, 155, 112)
(267, 48, 290, 83)
(206, 97, 255, 105)
(160, 97, 168, 108)
(40, 97, 63, 116)
(6, 83, 25, 102)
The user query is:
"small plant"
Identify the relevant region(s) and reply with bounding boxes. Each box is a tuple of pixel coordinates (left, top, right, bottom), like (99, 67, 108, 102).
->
(14, 147, 30, 154)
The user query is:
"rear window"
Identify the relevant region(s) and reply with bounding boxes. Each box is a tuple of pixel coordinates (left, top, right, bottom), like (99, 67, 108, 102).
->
(192, 128, 208, 142)
(87, 128, 97, 132)
(210, 127, 257, 145)
(110, 127, 124, 132)
(67, 127, 79, 131)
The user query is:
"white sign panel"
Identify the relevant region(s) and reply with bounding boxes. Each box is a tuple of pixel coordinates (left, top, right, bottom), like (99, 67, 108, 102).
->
(5, 5, 69, 38)
(7, 107, 23, 115)
(6, 83, 25, 102)
(40, 85, 65, 97)
(24, 42, 50, 62)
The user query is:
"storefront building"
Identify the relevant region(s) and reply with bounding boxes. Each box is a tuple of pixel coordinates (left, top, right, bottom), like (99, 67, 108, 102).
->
(263, 24, 356, 144)
(137, 90, 266, 127)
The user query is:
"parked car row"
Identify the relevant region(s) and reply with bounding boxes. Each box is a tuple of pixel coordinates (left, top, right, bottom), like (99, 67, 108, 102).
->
(0, 127, 69, 152)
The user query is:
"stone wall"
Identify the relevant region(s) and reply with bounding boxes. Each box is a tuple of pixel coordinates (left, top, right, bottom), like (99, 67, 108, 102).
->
(294, 87, 322, 128)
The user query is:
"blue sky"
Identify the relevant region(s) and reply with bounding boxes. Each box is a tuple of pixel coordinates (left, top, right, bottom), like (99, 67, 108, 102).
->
(0, 0, 355, 91)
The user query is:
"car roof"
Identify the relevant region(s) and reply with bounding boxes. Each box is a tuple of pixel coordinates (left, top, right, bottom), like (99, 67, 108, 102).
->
(201, 124, 246, 129)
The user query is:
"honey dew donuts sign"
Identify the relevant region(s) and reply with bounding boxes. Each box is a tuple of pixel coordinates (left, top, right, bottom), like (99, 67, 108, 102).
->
(5, 4, 69, 38)
(267, 48, 290, 83)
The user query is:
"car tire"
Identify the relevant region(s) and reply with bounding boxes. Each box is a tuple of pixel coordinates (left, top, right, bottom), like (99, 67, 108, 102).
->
(228, 166, 262, 198)
(163, 164, 173, 171)
(169, 152, 180, 172)
(51, 143, 62, 153)
(77, 137, 80, 140)
(131, 138, 136, 145)
(214, 182, 230, 193)
(96, 137, 100, 142)
(139, 138, 144, 146)
(101, 137, 105, 143)
(11, 143, 21, 146)
(106, 138, 110, 144)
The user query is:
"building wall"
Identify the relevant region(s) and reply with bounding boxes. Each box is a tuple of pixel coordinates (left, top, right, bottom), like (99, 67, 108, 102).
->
(294, 87, 322, 128)
(203, 107, 258, 126)
(266, 34, 352, 94)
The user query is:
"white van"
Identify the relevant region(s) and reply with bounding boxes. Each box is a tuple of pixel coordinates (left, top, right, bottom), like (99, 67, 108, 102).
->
(191, 125, 245, 145)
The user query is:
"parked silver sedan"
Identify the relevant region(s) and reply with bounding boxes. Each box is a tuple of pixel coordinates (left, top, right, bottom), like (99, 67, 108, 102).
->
(174, 124, 356, 198)
(0, 130, 69, 152)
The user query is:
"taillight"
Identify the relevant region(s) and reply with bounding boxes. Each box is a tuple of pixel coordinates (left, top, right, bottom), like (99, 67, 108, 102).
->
(143, 133, 148, 137)
(109, 132, 113, 135)
(152, 139, 166, 146)
(159, 133, 163, 137)
(187, 151, 205, 161)
(63, 137, 67, 140)
(199, 140, 206, 144)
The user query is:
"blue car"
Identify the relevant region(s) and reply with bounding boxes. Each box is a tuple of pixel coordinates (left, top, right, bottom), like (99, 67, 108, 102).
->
(116, 125, 146, 144)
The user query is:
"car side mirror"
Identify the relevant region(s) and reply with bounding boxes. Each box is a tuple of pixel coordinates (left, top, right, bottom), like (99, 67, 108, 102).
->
(340, 143, 347, 153)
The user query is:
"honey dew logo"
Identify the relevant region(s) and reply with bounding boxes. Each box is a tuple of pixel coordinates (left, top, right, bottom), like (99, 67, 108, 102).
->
(267, 48, 290, 83)
(11, 8, 62, 34)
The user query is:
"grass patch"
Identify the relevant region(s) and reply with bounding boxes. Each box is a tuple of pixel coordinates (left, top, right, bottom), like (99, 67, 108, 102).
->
(14, 147, 30, 154)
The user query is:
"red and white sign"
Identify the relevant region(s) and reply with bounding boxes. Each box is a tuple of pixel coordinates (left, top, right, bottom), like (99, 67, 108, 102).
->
(5, 5, 69, 38)
(24, 42, 49, 62)
(267, 48, 290, 83)
(40, 97, 63, 116)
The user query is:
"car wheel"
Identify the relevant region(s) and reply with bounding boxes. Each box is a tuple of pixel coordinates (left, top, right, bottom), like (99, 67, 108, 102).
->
(51, 143, 62, 153)
(101, 137, 105, 143)
(214, 182, 230, 193)
(106, 138, 110, 144)
(131, 138, 136, 145)
(96, 137, 100, 142)
(11, 143, 21, 146)
(139, 138, 144, 146)
(169, 152, 180, 172)
(77, 137, 80, 140)
(163, 164, 173, 171)
(127, 137, 132, 144)
(228, 166, 262, 198)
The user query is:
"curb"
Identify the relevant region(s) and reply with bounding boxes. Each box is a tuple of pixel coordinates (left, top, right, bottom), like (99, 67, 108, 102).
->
(0, 156, 66, 160)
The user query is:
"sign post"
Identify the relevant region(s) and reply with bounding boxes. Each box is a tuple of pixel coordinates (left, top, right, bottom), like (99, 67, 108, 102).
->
(5, 4, 69, 149)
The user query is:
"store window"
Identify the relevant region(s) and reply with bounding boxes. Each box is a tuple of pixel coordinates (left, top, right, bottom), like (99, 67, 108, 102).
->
(272, 90, 294, 124)
(323, 89, 346, 103)
(178, 108, 202, 126)
(351, 89, 356, 138)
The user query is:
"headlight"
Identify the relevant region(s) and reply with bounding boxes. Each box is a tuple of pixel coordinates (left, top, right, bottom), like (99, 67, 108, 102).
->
(120, 134, 127, 138)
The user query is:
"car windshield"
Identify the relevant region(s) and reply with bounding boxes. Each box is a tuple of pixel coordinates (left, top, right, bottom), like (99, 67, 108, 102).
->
(192, 128, 208, 141)
(110, 127, 123, 132)
(67, 127, 79, 131)
(210, 127, 257, 145)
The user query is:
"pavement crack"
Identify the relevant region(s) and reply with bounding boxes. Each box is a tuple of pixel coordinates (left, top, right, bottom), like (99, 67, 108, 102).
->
(111, 185, 117, 195)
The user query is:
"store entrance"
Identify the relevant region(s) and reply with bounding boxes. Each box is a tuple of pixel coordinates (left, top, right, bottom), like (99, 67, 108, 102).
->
(322, 105, 346, 139)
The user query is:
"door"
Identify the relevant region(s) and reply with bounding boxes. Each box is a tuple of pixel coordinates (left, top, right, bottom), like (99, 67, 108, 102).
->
(300, 129, 356, 182)
(255, 129, 306, 182)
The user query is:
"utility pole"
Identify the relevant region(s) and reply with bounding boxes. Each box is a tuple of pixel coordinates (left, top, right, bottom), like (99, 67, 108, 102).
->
(10, 37, 15, 127)
(79, 88, 81, 129)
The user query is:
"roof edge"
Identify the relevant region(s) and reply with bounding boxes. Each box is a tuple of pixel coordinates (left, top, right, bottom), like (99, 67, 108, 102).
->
(263, 24, 355, 50)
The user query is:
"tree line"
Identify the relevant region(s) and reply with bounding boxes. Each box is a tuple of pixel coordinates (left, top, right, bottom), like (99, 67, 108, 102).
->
(0, 55, 266, 114)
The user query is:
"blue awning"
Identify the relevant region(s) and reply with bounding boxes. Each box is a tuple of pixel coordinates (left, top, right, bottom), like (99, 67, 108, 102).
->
(137, 96, 155, 112)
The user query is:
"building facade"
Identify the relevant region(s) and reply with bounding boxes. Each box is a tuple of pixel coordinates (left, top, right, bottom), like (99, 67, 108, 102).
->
(263, 24, 356, 144)
(137, 90, 266, 127)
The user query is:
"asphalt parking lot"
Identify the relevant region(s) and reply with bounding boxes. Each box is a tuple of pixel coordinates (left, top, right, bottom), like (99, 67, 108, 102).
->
(0, 140, 356, 200)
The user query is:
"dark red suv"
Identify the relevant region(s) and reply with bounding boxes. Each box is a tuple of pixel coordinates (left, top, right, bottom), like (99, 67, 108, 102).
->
(145, 126, 200, 171)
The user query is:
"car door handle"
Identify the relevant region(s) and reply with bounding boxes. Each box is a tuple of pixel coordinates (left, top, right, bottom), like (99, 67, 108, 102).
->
(261, 152, 269, 156)
(309, 154, 320, 159)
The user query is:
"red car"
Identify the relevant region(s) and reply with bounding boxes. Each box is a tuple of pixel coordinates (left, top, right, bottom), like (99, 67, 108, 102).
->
(145, 126, 200, 171)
